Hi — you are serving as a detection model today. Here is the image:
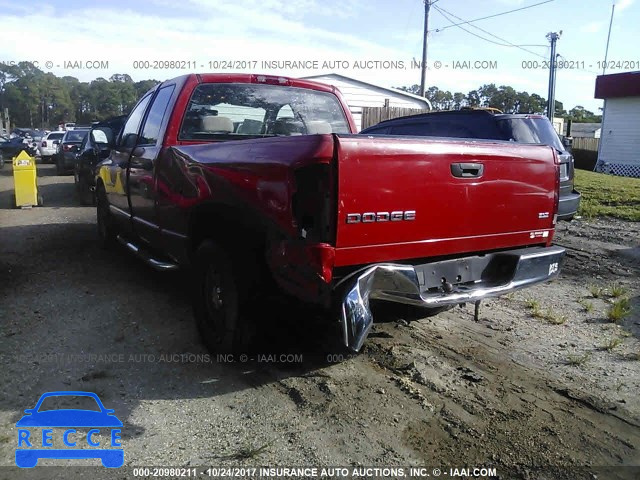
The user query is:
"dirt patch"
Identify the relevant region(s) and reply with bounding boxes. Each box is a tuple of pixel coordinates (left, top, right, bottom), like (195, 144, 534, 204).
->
(0, 164, 638, 478)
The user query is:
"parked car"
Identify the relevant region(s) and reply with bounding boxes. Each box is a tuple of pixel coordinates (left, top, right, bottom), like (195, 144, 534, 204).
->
(360, 110, 581, 221)
(38, 131, 65, 163)
(0, 136, 37, 167)
(54, 128, 90, 175)
(94, 73, 565, 354)
(74, 115, 127, 204)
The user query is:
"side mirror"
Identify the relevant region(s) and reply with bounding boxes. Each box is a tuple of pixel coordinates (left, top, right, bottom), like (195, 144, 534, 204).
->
(91, 127, 114, 148)
(132, 146, 145, 157)
(121, 133, 139, 149)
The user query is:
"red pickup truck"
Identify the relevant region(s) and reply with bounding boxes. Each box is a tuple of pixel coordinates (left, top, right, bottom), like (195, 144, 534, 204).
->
(94, 73, 565, 353)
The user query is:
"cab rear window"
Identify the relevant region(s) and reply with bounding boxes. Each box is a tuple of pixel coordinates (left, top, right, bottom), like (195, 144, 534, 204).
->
(179, 83, 350, 140)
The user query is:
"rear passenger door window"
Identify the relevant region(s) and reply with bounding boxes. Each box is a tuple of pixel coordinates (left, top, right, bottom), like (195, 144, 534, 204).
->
(140, 85, 175, 145)
(119, 94, 152, 149)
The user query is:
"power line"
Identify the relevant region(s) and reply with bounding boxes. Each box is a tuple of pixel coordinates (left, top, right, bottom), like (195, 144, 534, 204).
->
(433, 0, 555, 32)
(433, 5, 548, 60)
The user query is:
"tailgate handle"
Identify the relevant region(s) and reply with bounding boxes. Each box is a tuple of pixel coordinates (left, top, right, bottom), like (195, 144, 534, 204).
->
(451, 162, 484, 178)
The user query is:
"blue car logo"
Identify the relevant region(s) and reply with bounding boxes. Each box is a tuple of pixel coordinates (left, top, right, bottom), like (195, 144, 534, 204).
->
(15, 391, 123, 468)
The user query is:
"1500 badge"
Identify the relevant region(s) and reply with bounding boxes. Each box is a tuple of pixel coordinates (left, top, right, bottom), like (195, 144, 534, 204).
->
(346, 210, 416, 224)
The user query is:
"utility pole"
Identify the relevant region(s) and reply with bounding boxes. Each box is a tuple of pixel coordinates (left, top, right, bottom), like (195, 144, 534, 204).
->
(419, 0, 431, 97)
(546, 31, 561, 121)
(602, 2, 615, 75)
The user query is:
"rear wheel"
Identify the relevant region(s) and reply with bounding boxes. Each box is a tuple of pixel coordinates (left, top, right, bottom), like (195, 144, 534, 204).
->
(78, 175, 94, 205)
(193, 241, 254, 354)
(55, 157, 64, 175)
(96, 184, 116, 249)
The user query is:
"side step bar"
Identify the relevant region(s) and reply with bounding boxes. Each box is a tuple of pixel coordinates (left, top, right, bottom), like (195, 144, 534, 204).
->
(116, 235, 179, 271)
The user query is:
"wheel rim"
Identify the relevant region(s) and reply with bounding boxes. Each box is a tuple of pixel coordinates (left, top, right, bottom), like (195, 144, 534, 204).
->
(97, 192, 108, 238)
(204, 267, 227, 343)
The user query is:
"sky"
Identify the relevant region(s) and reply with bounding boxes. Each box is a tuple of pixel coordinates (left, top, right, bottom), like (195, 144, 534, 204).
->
(0, 0, 638, 113)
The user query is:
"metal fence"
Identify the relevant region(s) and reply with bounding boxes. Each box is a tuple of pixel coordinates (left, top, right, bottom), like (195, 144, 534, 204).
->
(361, 107, 430, 130)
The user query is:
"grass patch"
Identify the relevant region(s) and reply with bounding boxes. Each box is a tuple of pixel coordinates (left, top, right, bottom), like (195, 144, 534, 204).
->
(578, 299, 594, 313)
(575, 169, 640, 221)
(599, 337, 623, 351)
(525, 298, 540, 310)
(219, 439, 276, 460)
(566, 353, 591, 366)
(543, 310, 567, 325)
(609, 282, 628, 298)
(588, 284, 606, 298)
(527, 301, 567, 324)
(607, 298, 632, 322)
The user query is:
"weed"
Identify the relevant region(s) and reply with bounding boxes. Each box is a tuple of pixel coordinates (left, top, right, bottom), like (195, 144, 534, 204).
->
(607, 298, 632, 322)
(578, 299, 594, 313)
(610, 282, 628, 298)
(220, 439, 276, 460)
(589, 284, 606, 298)
(566, 353, 591, 366)
(544, 310, 567, 325)
(525, 298, 540, 310)
(599, 338, 623, 351)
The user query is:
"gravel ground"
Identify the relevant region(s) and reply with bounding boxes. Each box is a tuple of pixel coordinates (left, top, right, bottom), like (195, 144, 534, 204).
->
(0, 163, 639, 480)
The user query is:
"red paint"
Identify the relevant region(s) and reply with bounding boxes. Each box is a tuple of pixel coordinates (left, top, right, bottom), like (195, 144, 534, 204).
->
(102, 72, 560, 302)
(334, 136, 557, 266)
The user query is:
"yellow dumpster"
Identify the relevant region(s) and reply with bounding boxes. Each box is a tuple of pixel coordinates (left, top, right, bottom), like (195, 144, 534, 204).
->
(13, 150, 43, 208)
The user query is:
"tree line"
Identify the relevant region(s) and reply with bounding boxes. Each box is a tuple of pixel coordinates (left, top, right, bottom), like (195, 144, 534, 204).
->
(0, 61, 603, 129)
(0, 62, 159, 129)
(397, 84, 602, 123)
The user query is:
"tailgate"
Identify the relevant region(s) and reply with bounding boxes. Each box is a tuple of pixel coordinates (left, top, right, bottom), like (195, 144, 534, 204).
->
(335, 135, 558, 265)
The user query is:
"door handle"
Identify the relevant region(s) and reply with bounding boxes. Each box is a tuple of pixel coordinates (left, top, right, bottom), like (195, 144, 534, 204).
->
(451, 162, 484, 178)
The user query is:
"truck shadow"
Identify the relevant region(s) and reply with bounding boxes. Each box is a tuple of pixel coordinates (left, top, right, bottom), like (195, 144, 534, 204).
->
(0, 222, 349, 438)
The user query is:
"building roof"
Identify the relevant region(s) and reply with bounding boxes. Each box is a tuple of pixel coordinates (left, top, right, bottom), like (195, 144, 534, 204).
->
(568, 122, 601, 136)
(594, 71, 640, 99)
(300, 73, 432, 109)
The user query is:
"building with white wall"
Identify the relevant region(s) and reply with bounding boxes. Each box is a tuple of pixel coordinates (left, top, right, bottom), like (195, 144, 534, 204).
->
(301, 74, 432, 131)
(594, 71, 640, 177)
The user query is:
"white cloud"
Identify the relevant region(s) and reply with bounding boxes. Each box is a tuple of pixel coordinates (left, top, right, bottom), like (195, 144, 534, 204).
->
(616, 0, 635, 12)
(580, 21, 604, 33)
(0, 1, 603, 112)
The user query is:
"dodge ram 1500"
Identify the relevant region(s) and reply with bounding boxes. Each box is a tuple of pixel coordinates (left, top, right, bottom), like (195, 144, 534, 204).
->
(94, 73, 565, 353)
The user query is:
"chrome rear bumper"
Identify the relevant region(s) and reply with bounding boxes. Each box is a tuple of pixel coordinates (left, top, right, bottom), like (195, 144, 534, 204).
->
(340, 246, 565, 352)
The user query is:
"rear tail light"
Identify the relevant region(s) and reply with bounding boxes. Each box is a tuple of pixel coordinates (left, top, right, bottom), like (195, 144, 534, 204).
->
(63, 144, 72, 152)
(292, 163, 333, 243)
(41, 141, 46, 147)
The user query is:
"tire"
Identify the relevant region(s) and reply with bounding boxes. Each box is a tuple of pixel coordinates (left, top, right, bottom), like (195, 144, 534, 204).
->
(0, 153, 4, 169)
(37, 194, 43, 207)
(55, 157, 64, 175)
(78, 176, 94, 205)
(193, 240, 254, 354)
(96, 184, 116, 249)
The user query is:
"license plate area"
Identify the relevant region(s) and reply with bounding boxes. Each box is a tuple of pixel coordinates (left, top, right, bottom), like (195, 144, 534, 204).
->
(415, 252, 519, 292)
